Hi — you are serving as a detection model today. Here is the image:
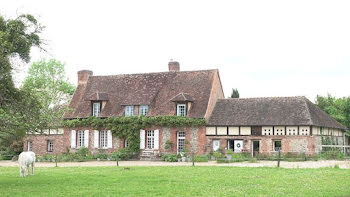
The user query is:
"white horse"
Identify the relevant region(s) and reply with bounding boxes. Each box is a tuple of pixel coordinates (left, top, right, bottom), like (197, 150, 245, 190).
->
(18, 151, 36, 177)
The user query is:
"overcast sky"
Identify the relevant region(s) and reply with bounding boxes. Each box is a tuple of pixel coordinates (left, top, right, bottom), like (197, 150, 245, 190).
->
(1, 0, 350, 101)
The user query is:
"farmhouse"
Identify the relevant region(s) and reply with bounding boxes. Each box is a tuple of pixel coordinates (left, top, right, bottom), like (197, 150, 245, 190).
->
(24, 61, 348, 157)
(207, 97, 347, 156)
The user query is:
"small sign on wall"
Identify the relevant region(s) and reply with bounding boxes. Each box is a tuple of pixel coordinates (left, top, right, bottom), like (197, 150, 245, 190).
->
(234, 140, 243, 152)
(213, 140, 220, 151)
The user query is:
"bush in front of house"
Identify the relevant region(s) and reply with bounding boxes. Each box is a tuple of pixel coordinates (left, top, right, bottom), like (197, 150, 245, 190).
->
(194, 155, 208, 162)
(161, 153, 178, 162)
(96, 153, 108, 160)
(109, 148, 134, 161)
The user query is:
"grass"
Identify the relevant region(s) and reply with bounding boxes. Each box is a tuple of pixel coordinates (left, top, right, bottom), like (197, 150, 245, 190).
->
(0, 166, 350, 196)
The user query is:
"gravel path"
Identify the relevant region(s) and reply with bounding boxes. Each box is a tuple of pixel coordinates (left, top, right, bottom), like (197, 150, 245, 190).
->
(1, 160, 350, 169)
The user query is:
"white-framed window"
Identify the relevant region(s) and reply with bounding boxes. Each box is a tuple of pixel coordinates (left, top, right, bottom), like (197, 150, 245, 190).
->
(92, 102, 101, 117)
(177, 132, 186, 153)
(125, 105, 134, 116)
(77, 130, 85, 147)
(100, 130, 108, 148)
(47, 140, 54, 152)
(147, 130, 154, 149)
(274, 140, 282, 151)
(27, 141, 33, 151)
(139, 105, 149, 116)
(125, 139, 129, 148)
(176, 104, 186, 117)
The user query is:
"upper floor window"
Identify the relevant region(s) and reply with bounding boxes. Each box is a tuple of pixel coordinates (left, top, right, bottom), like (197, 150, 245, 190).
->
(92, 102, 101, 117)
(176, 104, 186, 117)
(125, 105, 134, 116)
(139, 105, 149, 116)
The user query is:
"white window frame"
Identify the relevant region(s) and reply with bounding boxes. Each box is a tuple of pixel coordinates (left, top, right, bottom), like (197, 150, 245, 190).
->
(27, 141, 33, 151)
(92, 102, 101, 117)
(99, 130, 108, 148)
(77, 130, 85, 148)
(125, 105, 134, 116)
(47, 140, 54, 152)
(125, 139, 129, 148)
(139, 105, 149, 116)
(177, 132, 186, 153)
(176, 104, 186, 117)
(146, 130, 154, 149)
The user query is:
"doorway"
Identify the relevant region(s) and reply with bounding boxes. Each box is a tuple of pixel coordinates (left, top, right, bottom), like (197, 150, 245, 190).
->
(227, 140, 243, 152)
(252, 140, 260, 157)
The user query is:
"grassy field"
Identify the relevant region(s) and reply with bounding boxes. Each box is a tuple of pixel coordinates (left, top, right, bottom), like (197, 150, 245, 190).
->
(0, 166, 349, 196)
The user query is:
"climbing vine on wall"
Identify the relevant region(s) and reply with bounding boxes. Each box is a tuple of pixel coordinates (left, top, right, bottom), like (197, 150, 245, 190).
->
(62, 116, 206, 152)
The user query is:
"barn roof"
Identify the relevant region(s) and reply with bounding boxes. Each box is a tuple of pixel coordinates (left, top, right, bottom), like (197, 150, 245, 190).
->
(64, 69, 219, 119)
(208, 97, 347, 130)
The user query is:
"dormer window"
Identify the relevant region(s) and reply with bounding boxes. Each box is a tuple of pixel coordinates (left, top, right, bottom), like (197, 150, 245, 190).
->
(139, 105, 149, 116)
(92, 102, 101, 117)
(177, 104, 186, 117)
(125, 105, 134, 116)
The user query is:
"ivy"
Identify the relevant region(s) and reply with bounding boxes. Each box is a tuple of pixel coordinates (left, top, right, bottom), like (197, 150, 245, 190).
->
(62, 116, 206, 152)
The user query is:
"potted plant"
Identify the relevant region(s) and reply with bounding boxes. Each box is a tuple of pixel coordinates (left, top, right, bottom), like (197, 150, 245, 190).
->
(226, 149, 233, 160)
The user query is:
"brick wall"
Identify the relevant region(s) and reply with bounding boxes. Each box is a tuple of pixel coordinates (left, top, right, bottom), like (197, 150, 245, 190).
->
(205, 70, 225, 120)
(205, 135, 328, 155)
(24, 134, 69, 156)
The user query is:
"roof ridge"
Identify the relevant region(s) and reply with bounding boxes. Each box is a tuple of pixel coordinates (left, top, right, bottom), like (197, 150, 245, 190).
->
(220, 96, 305, 100)
(89, 69, 217, 78)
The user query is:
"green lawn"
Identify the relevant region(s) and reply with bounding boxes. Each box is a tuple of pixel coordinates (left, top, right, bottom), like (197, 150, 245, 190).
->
(0, 166, 349, 196)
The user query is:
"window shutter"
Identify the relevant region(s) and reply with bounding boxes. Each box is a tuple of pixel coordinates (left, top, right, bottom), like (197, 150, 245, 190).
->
(93, 130, 99, 148)
(107, 130, 112, 148)
(71, 130, 76, 148)
(84, 130, 89, 147)
(140, 130, 145, 149)
(154, 130, 159, 150)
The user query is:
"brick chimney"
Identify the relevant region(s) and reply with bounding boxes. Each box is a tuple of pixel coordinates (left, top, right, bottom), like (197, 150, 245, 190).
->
(168, 60, 180, 72)
(78, 70, 93, 85)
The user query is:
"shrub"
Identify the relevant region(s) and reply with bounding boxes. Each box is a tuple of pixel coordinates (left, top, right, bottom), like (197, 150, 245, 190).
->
(77, 147, 90, 157)
(167, 154, 178, 162)
(194, 155, 208, 162)
(231, 153, 243, 162)
(161, 154, 171, 161)
(96, 153, 108, 160)
(226, 149, 233, 155)
(110, 148, 134, 161)
(213, 152, 224, 160)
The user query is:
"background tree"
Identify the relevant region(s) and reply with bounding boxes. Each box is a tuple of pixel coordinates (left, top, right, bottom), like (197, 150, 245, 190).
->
(22, 59, 75, 130)
(230, 88, 240, 98)
(0, 14, 44, 155)
(315, 94, 350, 135)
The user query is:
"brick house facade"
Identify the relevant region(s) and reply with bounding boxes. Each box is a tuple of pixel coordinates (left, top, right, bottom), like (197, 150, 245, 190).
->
(24, 61, 348, 157)
(25, 61, 224, 156)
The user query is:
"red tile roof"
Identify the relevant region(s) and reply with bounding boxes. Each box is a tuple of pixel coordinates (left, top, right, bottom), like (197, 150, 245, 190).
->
(64, 69, 220, 119)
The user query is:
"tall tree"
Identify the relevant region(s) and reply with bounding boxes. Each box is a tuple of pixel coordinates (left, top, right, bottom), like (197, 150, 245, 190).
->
(0, 14, 44, 154)
(316, 94, 350, 134)
(230, 88, 240, 98)
(22, 59, 75, 130)
(0, 14, 43, 106)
